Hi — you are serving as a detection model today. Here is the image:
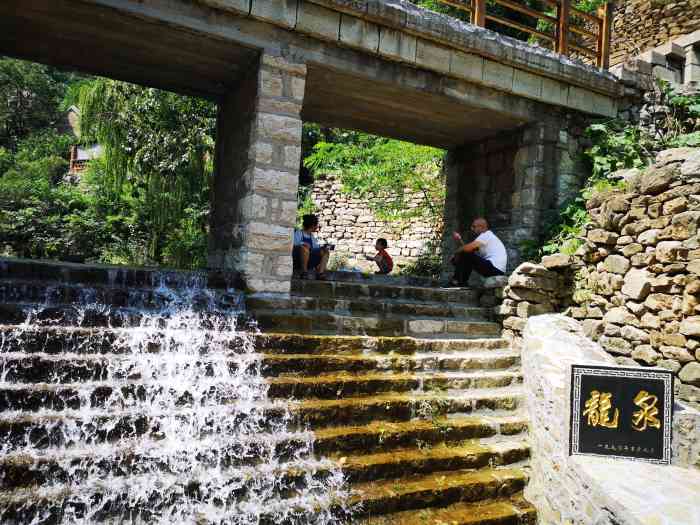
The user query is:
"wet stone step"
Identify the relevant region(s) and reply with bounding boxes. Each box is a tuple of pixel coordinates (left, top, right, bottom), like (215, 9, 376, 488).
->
(267, 371, 522, 399)
(254, 333, 510, 355)
(336, 441, 530, 483)
(262, 351, 521, 375)
(0, 257, 244, 291)
(0, 280, 243, 311)
(0, 303, 250, 329)
(252, 311, 501, 338)
(358, 494, 537, 525)
(0, 354, 261, 383)
(348, 467, 529, 517)
(0, 471, 343, 525)
(313, 416, 528, 456)
(0, 391, 523, 448)
(0, 327, 510, 356)
(290, 390, 524, 429)
(291, 279, 481, 304)
(0, 444, 333, 491)
(247, 294, 488, 320)
(0, 325, 252, 355)
(0, 438, 528, 492)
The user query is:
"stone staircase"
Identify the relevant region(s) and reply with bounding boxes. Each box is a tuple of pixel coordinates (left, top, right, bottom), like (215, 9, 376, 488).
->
(246, 275, 535, 524)
(0, 259, 534, 524)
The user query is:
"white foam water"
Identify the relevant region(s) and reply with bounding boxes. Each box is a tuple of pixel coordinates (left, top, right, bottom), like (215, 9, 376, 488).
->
(0, 273, 350, 524)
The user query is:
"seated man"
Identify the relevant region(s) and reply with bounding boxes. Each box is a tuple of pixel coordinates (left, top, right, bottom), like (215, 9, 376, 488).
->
(449, 217, 507, 286)
(293, 214, 330, 280)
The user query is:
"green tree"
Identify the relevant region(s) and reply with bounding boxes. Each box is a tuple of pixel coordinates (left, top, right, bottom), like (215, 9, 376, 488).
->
(0, 58, 74, 151)
(304, 132, 445, 222)
(73, 79, 216, 267)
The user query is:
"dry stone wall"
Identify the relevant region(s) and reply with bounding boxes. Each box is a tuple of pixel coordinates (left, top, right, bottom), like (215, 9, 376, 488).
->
(310, 174, 441, 271)
(610, 0, 700, 67)
(500, 147, 700, 408)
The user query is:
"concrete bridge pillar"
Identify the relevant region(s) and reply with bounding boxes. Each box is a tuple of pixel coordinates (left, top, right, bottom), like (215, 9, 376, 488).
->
(209, 54, 306, 294)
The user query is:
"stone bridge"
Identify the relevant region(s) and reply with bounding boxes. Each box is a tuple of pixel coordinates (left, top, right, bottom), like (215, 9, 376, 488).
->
(1, 0, 622, 292)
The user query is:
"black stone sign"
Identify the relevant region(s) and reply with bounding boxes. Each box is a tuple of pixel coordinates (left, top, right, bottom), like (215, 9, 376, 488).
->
(570, 365, 674, 464)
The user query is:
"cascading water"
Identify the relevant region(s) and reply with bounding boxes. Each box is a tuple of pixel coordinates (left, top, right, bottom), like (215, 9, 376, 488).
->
(0, 269, 350, 524)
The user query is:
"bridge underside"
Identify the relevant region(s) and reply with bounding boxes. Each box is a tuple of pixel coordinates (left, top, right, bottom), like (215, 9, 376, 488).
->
(0, 0, 586, 292)
(0, 0, 530, 149)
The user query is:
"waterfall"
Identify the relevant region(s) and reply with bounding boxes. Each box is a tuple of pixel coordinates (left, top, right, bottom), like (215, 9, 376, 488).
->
(0, 268, 349, 524)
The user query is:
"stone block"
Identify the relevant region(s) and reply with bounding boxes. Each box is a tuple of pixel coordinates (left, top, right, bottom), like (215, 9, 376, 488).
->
(339, 14, 379, 52)
(257, 114, 302, 144)
(253, 167, 298, 196)
(251, 0, 298, 28)
(483, 60, 514, 92)
(680, 317, 700, 337)
(512, 69, 542, 100)
(588, 229, 618, 245)
(631, 345, 660, 365)
(291, 77, 306, 102)
(541, 77, 568, 107)
(449, 51, 484, 83)
(622, 268, 651, 301)
(415, 39, 451, 74)
(378, 28, 416, 63)
(603, 254, 631, 275)
(245, 222, 293, 252)
(603, 307, 638, 326)
(541, 254, 572, 269)
(205, 0, 250, 14)
(296, 2, 341, 41)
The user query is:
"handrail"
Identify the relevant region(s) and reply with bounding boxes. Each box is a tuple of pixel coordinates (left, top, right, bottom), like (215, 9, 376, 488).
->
(435, 0, 611, 69)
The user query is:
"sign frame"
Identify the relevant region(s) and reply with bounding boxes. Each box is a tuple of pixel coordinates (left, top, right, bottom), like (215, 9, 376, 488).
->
(570, 364, 674, 465)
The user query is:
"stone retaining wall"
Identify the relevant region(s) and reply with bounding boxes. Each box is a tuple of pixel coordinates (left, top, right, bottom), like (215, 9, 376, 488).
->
(500, 147, 700, 408)
(611, 0, 700, 67)
(310, 174, 440, 271)
(522, 314, 700, 524)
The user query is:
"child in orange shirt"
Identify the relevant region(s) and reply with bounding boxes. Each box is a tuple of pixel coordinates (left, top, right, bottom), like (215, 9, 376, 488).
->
(367, 238, 393, 274)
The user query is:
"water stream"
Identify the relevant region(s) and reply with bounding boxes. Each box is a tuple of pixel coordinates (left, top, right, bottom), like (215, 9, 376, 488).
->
(0, 271, 349, 524)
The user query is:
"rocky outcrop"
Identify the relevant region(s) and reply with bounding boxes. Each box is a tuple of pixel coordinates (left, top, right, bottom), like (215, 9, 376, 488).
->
(501, 148, 700, 408)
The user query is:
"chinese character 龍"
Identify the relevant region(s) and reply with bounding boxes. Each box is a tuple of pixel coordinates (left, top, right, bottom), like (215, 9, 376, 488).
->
(583, 390, 619, 428)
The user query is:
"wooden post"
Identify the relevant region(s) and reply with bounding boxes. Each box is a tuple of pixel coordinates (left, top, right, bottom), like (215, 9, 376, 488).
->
(597, 2, 613, 69)
(557, 0, 570, 56)
(472, 0, 486, 27)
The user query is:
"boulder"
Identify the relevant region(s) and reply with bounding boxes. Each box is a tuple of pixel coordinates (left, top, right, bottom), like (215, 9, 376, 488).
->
(603, 307, 638, 326)
(660, 345, 695, 363)
(631, 345, 660, 365)
(620, 325, 650, 343)
(655, 240, 683, 263)
(656, 359, 682, 373)
(599, 336, 633, 355)
(679, 362, 700, 387)
(637, 229, 660, 245)
(603, 254, 631, 275)
(541, 254, 572, 269)
(639, 164, 678, 194)
(680, 316, 700, 336)
(621, 268, 651, 300)
(655, 148, 696, 166)
(587, 229, 618, 245)
(679, 149, 700, 176)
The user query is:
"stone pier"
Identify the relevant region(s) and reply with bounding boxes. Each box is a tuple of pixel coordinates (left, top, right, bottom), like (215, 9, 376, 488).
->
(209, 54, 306, 293)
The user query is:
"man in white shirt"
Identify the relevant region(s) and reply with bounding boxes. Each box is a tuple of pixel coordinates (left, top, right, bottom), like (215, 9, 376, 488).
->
(449, 217, 507, 286)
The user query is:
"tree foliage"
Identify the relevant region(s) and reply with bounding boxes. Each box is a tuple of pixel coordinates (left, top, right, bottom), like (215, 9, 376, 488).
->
(303, 131, 445, 222)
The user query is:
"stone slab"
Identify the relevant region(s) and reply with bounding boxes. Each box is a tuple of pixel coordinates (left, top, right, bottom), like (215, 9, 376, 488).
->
(296, 1, 341, 41)
(251, 0, 298, 28)
(378, 27, 417, 63)
(339, 14, 380, 52)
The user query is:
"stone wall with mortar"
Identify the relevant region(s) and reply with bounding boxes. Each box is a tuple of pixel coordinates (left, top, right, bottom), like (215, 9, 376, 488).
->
(441, 119, 589, 277)
(209, 54, 306, 294)
(309, 173, 440, 272)
(500, 147, 700, 408)
(610, 0, 700, 67)
(522, 314, 700, 524)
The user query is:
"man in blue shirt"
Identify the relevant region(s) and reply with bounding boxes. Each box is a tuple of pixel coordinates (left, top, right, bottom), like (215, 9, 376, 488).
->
(293, 214, 330, 279)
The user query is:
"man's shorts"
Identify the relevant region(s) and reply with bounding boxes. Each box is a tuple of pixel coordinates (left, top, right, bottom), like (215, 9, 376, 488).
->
(293, 245, 323, 271)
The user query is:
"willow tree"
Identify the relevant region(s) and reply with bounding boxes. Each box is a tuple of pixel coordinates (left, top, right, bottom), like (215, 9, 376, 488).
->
(74, 79, 216, 268)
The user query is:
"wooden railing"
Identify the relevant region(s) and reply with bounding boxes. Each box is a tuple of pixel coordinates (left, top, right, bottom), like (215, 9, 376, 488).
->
(437, 0, 612, 69)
